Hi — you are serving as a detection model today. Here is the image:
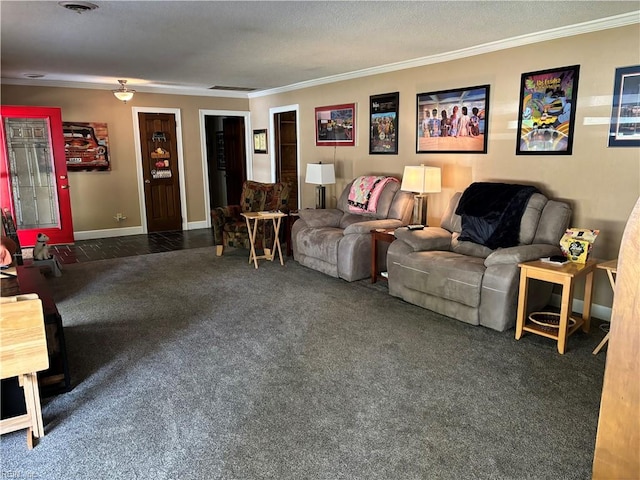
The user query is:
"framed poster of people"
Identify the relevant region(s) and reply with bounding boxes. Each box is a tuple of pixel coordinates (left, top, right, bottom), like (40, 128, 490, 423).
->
(369, 92, 399, 154)
(315, 103, 355, 146)
(516, 65, 580, 155)
(416, 85, 490, 154)
(608, 65, 640, 147)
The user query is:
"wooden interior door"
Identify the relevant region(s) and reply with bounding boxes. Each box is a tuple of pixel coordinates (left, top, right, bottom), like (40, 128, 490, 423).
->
(0, 106, 74, 246)
(138, 113, 182, 232)
(274, 111, 298, 210)
(222, 117, 246, 205)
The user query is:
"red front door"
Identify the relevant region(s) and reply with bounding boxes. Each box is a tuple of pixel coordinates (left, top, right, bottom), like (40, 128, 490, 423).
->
(0, 106, 74, 246)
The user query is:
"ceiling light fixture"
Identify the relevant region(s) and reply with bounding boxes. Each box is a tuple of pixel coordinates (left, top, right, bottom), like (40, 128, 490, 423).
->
(112, 80, 135, 103)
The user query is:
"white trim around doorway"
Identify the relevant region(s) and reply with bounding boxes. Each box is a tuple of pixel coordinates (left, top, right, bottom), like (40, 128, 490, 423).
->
(132, 107, 188, 233)
(198, 109, 252, 229)
(268, 104, 300, 205)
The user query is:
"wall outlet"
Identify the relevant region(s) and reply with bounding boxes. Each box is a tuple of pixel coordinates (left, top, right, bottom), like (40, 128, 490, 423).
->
(114, 213, 127, 222)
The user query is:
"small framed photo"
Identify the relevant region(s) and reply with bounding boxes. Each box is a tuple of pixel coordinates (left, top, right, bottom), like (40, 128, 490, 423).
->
(608, 65, 640, 147)
(370, 92, 399, 154)
(315, 103, 356, 146)
(416, 85, 490, 154)
(253, 129, 267, 154)
(516, 65, 580, 155)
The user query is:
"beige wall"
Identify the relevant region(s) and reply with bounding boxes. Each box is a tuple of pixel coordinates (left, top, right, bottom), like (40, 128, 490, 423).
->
(1, 85, 248, 232)
(250, 26, 639, 294)
(250, 26, 639, 255)
(2, 24, 639, 309)
(249, 25, 640, 309)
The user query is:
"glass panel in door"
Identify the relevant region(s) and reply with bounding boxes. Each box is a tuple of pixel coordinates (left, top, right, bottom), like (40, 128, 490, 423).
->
(4, 117, 60, 230)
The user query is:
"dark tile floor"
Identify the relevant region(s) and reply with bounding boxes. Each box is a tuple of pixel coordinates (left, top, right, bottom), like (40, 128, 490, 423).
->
(48, 228, 215, 264)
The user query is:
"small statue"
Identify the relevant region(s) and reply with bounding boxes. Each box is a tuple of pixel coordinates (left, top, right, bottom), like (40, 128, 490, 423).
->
(33, 233, 52, 261)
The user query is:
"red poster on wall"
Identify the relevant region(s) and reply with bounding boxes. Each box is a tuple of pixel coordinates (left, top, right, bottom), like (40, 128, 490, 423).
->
(63, 122, 110, 171)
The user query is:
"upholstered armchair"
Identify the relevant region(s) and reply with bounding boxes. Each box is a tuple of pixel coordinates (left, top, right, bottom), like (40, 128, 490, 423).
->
(211, 180, 291, 256)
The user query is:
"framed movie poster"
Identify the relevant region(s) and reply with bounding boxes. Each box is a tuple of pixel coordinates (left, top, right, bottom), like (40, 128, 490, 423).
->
(416, 85, 490, 154)
(608, 65, 640, 147)
(516, 65, 580, 155)
(63, 122, 110, 171)
(370, 92, 399, 154)
(315, 103, 356, 146)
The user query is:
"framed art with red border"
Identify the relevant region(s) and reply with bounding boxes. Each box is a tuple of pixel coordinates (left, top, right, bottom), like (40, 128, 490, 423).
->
(315, 103, 355, 146)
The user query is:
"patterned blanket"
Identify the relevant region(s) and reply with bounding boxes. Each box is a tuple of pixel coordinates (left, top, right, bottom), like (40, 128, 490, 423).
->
(348, 176, 399, 213)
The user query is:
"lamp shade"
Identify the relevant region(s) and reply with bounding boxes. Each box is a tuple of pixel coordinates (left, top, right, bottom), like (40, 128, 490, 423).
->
(305, 163, 336, 185)
(112, 79, 135, 103)
(113, 90, 134, 102)
(400, 165, 441, 193)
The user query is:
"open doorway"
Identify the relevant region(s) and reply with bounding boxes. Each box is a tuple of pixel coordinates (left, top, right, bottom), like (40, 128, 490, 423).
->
(269, 104, 300, 209)
(200, 110, 252, 225)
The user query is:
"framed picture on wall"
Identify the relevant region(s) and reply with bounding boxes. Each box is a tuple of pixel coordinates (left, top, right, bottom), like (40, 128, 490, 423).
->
(416, 85, 490, 154)
(63, 122, 111, 171)
(253, 129, 267, 153)
(608, 65, 640, 147)
(369, 92, 399, 154)
(516, 64, 580, 155)
(315, 103, 356, 146)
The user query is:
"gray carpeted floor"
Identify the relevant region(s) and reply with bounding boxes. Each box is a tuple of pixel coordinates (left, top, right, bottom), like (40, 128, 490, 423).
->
(0, 247, 607, 479)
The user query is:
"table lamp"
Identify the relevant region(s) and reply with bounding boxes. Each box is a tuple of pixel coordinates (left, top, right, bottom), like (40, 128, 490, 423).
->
(305, 162, 335, 209)
(400, 164, 441, 225)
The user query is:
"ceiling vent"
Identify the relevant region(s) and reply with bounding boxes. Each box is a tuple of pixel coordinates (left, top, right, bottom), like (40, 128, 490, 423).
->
(58, 2, 99, 14)
(209, 85, 257, 92)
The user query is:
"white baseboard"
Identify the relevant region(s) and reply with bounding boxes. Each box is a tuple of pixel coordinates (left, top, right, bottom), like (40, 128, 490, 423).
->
(549, 293, 612, 322)
(73, 222, 210, 241)
(73, 226, 145, 240)
(187, 220, 209, 230)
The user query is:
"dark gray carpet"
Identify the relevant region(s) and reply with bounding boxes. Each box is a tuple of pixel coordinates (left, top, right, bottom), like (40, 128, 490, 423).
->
(0, 247, 607, 479)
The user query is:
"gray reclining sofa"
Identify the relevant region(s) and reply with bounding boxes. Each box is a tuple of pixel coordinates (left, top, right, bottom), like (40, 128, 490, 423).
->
(387, 182, 572, 331)
(292, 177, 413, 282)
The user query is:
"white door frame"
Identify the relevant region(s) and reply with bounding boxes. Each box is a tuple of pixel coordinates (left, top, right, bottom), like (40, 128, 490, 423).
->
(132, 107, 187, 233)
(198, 109, 252, 228)
(268, 104, 300, 204)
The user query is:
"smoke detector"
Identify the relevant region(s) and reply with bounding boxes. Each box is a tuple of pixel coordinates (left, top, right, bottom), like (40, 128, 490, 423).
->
(58, 2, 98, 14)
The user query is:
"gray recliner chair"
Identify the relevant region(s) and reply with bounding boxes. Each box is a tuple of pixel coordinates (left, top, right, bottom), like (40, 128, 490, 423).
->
(292, 177, 413, 282)
(387, 183, 572, 331)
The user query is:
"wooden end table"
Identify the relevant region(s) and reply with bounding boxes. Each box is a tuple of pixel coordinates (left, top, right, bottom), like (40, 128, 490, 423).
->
(241, 211, 287, 269)
(515, 258, 598, 354)
(370, 228, 396, 283)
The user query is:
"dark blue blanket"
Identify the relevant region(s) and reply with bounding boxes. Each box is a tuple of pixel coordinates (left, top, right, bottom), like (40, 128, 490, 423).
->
(455, 182, 539, 249)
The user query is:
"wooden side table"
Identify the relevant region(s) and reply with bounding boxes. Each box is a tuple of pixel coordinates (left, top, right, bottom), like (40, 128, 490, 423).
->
(241, 211, 287, 269)
(592, 259, 618, 355)
(0, 294, 49, 449)
(370, 228, 396, 283)
(515, 258, 598, 354)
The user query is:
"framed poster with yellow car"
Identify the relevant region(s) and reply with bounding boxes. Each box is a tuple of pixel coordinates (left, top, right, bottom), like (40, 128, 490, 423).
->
(516, 65, 580, 155)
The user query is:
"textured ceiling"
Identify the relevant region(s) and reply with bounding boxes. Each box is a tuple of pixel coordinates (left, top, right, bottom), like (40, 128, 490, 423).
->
(1, 1, 639, 97)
